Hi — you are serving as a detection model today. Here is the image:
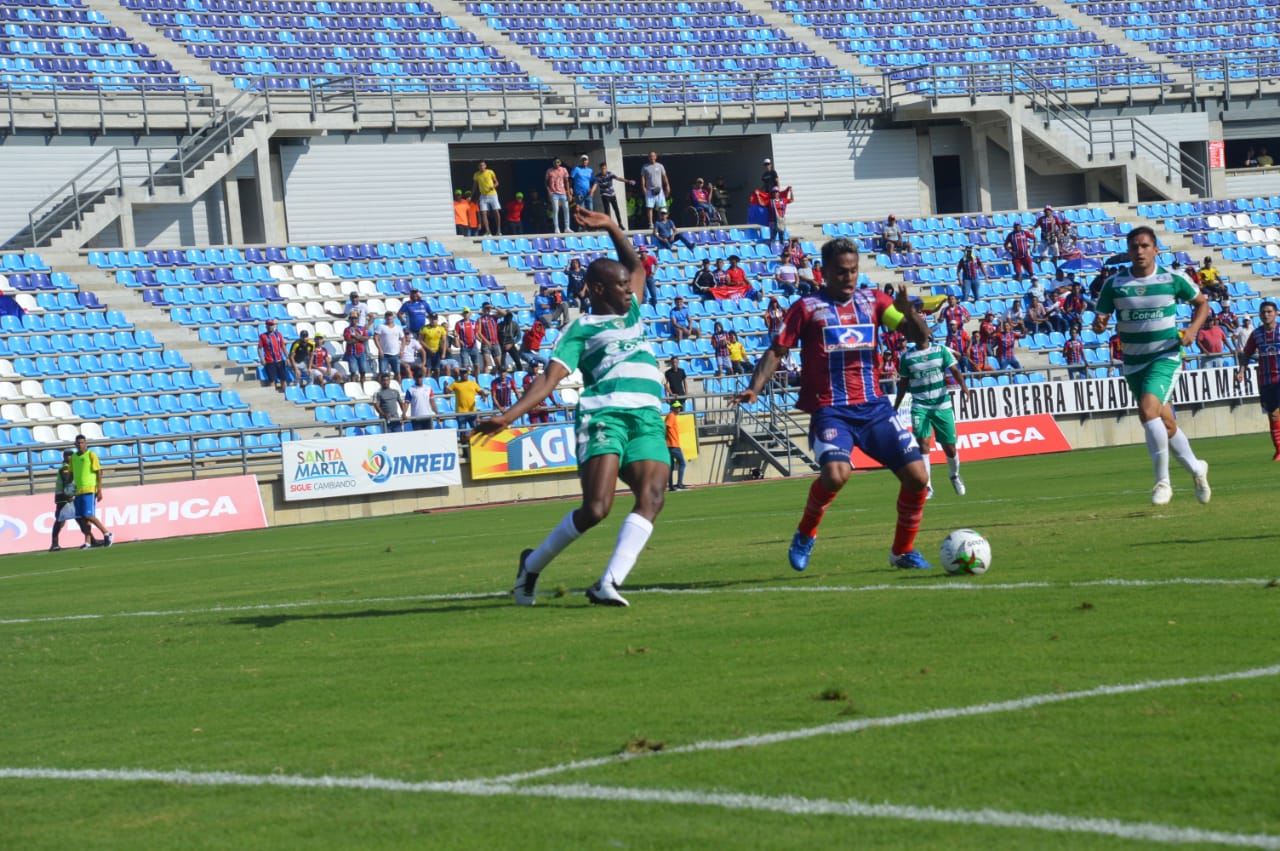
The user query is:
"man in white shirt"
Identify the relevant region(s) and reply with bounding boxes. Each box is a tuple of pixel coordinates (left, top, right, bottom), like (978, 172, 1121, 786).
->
(399, 332, 424, 379)
(403, 371, 439, 431)
(374, 312, 404, 376)
(774, 258, 799, 296)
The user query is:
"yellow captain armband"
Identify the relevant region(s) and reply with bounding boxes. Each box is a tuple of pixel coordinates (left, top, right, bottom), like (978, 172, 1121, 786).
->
(882, 304, 905, 330)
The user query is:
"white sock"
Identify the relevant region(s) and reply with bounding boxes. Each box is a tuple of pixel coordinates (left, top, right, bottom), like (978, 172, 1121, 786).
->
(922, 453, 932, 489)
(601, 513, 654, 588)
(1168, 428, 1202, 475)
(526, 511, 583, 574)
(946, 453, 961, 478)
(1143, 419, 1170, 483)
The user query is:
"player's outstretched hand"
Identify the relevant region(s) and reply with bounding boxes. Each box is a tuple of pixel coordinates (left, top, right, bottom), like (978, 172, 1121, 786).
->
(729, 388, 757, 408)
(574, 207, 614, 231)
(471, 416, 509, 443)
(893, 283, 914, 313)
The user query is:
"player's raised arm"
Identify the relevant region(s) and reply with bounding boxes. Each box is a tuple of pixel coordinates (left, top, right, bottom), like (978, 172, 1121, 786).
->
(732, 341, 786, 407)
(575, 207, 645, 299)
(1179, 291, 1211, 346)
(473, 360, 571, 440)
(893, 284, 929, 346)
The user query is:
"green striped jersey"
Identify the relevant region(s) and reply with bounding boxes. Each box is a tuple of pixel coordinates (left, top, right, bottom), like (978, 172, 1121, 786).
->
(899, 344, 957, 410)
(1095, 267, 1198, 374)
(551, 295, 664, 414)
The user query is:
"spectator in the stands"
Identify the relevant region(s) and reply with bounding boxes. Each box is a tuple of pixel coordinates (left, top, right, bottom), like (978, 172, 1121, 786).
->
(652, 207, 679, 250)
(761, 157, 779, 191)
(1236, 316, 1253, 353)
(472, 161, 501, 236)
(689, 178, 718, 224)
(522, 361, 552, 424)
(968, 329, 994, 373)
(499, 308, 523, 371)
(420, 312, 448, 378)
(664, 356, 689, 405)
(1062, 327, 1086, 380)
(691, 258, 718, 300)
(956, 246, 987, 303)
(727, 332, 750, 375)
(504, 192, 525, 235)
(710, 176, 733, 226)
(545, 157, 571, 234)
(1195, 313, 1232, 368)
(1026, 297, 1056, 335)
(256, 330, 293, 393)
(709, 321, 731, 377)
(978, 311, 999, 350)
(1258, 147, 1275, 167)
(566, 257, 589, 310)
(453, 189, 471, 236)
(994, 320, 1024, 371)
(403, 369, 438, 431)
(453, 307, 481, 373)
(524, 190, 549, 233)
(796, 257, 817, 295)
(768, 185, 793, 243)
(288, 329, 315, 388)
(669, 296, 699, 342)
(640, 245, 659, 306)
(944, 320, 966, 355)
(939, 294, 969, 329)
(450, 368, 488, 432)
(1034, 205, 1066, 269)
(341, 314, 371, 384)
(570, 154, 595, 212)
(374, 311, 404, 376)
(1004, 299, 1028, 335)
(371, 372, 405, 433)
(343, 292, 369, 327)
(399, 328, 423, 379)
(535, 283, 570, 329)
(774, 253, 799, 296)
(490, 365, 517, 410)
(1059, 283, 1090, 330)
(308, 335, 342, 386)
(724, 254, 753, 296)
(641, 150, 671, 229)
(398, 288, 430, 337)
(1217, 298, 1239, 335)
(477, 302, 502, 372)
(810, 258, 823, 288)
(591, 161, 632, 228)
(764, 297, 786, 340)
(881, 214, 907, 254)
(1198, 257, 1227, 300)
(1003, 221, 1036, 283)
(519, 318, 548, 369)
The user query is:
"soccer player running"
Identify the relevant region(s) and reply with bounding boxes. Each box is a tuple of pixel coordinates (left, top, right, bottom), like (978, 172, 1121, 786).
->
(731, 237, 934, 572)
(1235, 300, 1280, 460)
(474, 207, 669, 608)
(1092, 226, 1211, 506)
(894, 338, 968, 499)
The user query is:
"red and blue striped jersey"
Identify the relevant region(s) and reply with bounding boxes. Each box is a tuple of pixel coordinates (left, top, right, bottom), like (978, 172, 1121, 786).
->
(777, 289, 896, 413)
(1005, 230, 1034, 258)
(258, 330, 286, 363)
(1244, 323, 1280, 386)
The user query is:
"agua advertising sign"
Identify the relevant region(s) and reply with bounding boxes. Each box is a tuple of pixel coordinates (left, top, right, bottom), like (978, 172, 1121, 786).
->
(282, 430, 461, 501)
(469, 416, 698, 481)
(0, 475, 267, 555)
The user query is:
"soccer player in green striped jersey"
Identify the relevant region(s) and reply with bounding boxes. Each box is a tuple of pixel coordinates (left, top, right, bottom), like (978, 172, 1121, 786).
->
(474, 208, 669, 608)
(894, 340, 968, 498)
(1092, 226, 1212, 506)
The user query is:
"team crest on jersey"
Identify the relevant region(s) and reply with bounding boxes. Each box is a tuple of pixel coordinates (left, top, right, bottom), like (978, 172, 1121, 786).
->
(821, 428, 838, 441)
(1133, 285, 1146, 295)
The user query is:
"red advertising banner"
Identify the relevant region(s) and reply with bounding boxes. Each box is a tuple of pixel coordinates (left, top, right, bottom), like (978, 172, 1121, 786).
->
(0, 475, 267, 555)
(851, 414, 1071, 469)
(1208, 140, 1225, 170)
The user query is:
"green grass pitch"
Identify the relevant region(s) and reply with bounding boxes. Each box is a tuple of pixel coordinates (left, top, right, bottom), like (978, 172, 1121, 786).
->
(2, 433, 1278, 850)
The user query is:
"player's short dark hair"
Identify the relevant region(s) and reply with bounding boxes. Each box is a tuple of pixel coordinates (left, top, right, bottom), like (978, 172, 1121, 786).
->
(1126, 225, 1157, 247)
(820, 237, 859, 270)
(1261, 301, 1277, 313)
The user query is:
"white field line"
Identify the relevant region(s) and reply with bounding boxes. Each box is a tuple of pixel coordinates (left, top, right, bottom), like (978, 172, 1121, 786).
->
(0, 566, 93, 581)
(482, 663, 1280, 784)
(1, 768, 1277, 849)
(0, 576, 1272, 627)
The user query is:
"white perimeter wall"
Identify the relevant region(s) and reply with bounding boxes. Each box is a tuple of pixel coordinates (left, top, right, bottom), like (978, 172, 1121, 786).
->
(278, 134, 452, 243)
(769, 127, 922, 222)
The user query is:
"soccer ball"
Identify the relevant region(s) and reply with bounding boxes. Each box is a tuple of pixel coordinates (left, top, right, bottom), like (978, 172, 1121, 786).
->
(940, 529, 991, 575)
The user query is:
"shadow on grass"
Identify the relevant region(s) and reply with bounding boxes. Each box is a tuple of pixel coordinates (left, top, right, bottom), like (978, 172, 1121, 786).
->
(227, 600, 505, 629)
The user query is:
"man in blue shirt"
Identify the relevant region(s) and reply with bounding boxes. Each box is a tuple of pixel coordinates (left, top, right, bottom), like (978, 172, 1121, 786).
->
(669, 296, 699, 342)
(534, 283, 569, 329)
(397, 288, 430, 336)
(571, 155, 596, 213)
(652, 208, 679, 249)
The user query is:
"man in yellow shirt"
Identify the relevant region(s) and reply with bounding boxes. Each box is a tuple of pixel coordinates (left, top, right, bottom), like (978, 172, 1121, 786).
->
(419, 313, 449, 378)
(450, 368, 489, 431)
(70, 434, 113, 549)
(727, 331, 750, 375)
(472, 161, 501, 237)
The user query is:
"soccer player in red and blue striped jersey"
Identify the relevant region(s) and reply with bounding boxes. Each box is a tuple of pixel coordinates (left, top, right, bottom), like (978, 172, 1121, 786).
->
(1236, 301, 1280, 460)
(732, 238, 934, 572)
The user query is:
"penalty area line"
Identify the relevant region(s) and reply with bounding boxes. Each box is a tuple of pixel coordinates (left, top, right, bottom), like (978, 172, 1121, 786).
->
(0, 577, 1271, 627)
(0, 769, 1276, 850)
(482, 662, 1280, 784)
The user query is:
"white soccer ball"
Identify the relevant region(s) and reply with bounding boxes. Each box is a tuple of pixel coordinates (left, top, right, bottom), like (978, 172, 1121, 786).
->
(940, 529, 991, 575)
